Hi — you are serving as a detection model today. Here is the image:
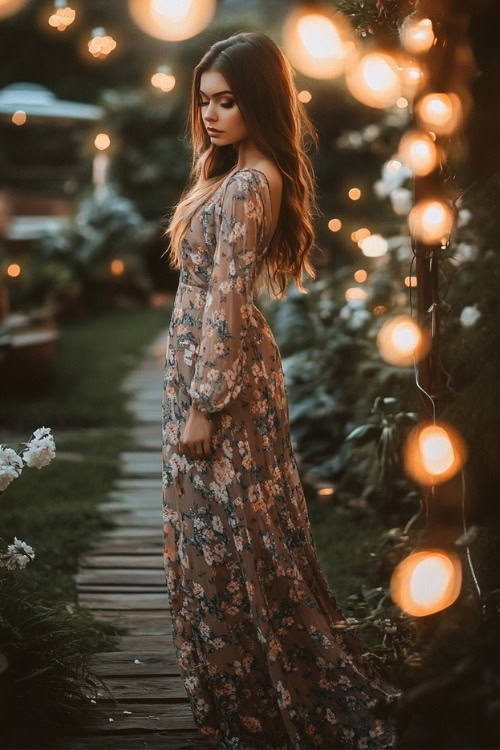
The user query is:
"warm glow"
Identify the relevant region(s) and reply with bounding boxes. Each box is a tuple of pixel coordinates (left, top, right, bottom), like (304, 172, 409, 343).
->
(151, 70, 176, 92)
(399, 59, 425, 98)
(404, 275, 417, 287)
(397, 96, 408, 108)
(390, 549, 462, 616)
(345, 286, 367, 302)
(348, 187, 361, 200)
(415, 92, 462, 135)
(7, 263, 21, 277)
(376, 314, 429, 366)
(398, 130, 438, 176)
(359, 234, 387, 257)
(402, 419, 467, 485)
(351, 227, 370, 242)
(409, 198, 454, 244)
(48, 5, 76, 31)
(346, 51, 402, 109)
(94, 133, 111, 150)
(111, 259, 125, 275)
(354, 269, 367, 282)
(328, 218, 342, 231)
(0, 0, 28, 19)
(12, 109, 26, 125)
(401, 17, 435, 55)
(298, 89, 312, 103)
(283, 7, 356, 80)
(88, 29, 117, 58)
(128, 0, 216, 41)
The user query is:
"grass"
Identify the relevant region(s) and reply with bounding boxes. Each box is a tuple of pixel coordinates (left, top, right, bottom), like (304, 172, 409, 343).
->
(0, 304, 170, 431)
(0, 302, 171, 747)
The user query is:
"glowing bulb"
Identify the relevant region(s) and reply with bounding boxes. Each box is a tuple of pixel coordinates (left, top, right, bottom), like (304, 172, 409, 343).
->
(283, 7, 356, 80)
(390, 549, 462, 616)
(402, 419, 467, 485)
(409, 199, 454, 244)
(151, 69, 176, 92)
(404, 275, 417, 287)
(346, 52, 402, 109)
(348, 187, 361, 200)
(88, 28, 117, 58)
(376, 315, 427, 366)
(128, 0, 216, 41)
(94, 133, 111, 150)
(415, 92, 462, 135)
(359, 234, 387, 257)
(48, 4, 75, 31)
(398, 130, 438, 175)
(401, 17, 435, 54)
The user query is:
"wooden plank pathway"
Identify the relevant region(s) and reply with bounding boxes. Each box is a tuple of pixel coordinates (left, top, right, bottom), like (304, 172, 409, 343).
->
(62, 329, 208, 749)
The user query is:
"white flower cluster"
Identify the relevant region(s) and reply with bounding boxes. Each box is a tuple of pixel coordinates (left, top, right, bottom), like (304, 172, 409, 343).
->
(0, 426, 56, 572)
(0, 537, 35, 570)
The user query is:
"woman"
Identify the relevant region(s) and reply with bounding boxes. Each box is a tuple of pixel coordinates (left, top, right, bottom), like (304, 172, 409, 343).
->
(162, 31, 401, 750)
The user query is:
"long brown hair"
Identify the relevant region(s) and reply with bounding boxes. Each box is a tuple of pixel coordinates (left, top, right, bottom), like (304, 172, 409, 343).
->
(163, 31, 320, 300)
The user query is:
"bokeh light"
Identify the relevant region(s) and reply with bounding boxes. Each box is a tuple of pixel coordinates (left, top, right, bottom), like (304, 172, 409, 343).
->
(390, 549, 462, 616)
(376, 314, 429, 366)
(398, 129, 438, 175)
(48, 4, 76, 31)
(345, 51, 402, 109)
(348, 187, 361, 200)
(298, 89, 312, 103)
(409, 198, 454, 244)
(12, 110, 27, 125)
(402, 420, 468, 485)
(94, 133, 111, 150)
(7, 263, 21, 277)
(283, 6, 356, 80)
(345, 287, 367, 302)
(111, 259, 125, 275)
(128, 0, 216, 41)
(400, 16, 435, 55)
(0, 0, 28, 20)
(328, 218, 342, 231)
(359, 234, 387, 257)
(415, 92, 462, 135)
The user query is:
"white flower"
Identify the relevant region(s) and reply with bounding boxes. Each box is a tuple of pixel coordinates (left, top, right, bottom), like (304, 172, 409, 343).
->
(460, 304, 481, 327)
(0, 446, 24, 491)
(0, 537, 35, 570)
(22, 427, 56, 469)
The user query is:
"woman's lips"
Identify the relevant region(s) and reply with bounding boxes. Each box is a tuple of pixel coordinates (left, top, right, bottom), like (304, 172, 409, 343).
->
(207, 127, 222, 134)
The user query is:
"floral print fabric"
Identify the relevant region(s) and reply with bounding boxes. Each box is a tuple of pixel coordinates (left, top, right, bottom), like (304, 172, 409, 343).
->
(162, 168, 401, 750)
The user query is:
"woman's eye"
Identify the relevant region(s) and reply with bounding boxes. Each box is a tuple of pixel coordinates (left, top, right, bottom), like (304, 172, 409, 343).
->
(221, 100, 234, 108)
(198, 101, 208, 107)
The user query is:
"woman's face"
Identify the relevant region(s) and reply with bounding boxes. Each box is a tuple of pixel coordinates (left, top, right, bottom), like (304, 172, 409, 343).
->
(198, 70, 248, 146)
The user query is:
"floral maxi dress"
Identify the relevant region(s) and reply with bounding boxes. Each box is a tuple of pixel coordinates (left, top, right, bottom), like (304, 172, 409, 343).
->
(162, 168, 401, 750)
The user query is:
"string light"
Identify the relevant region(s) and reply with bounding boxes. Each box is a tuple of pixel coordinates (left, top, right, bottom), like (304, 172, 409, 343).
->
(282, 6, 356, 80)
(408, 198, 454, 244)
(415, 92, 462, 135)
(390, 549, 462, 616)
(376, 314, 429, 366)
(400, 16, 435, 54)
(345, 51, 402, 109)
(398, 129, 438, 175)
(128, 0, 216, 41)
(402, 420, 468, 485)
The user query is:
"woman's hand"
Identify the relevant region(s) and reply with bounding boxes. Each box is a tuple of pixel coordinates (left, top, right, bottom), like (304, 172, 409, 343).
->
(178, 405, 214, 459)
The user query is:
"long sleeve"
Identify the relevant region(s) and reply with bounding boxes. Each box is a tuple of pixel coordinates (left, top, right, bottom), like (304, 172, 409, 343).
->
(188, 171, 270, 414)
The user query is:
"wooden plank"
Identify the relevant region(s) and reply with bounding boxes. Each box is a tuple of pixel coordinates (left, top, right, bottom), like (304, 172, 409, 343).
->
(90, 611, 173, 634)
(118, 636, 174, 652)
(79, 593, 170, 610)
(84, 702, 196, 731)
(79, 555, 163, 569)
(114, 477, 158, 491)
(60, 730, 209, 749)
(94, 674, 185, 702)
(90, 651, 179, 677)
(101, 502, 161, 515)
(78, 585, 165, 594)
(77, 569, 165, 586)
(90, 540, 161, 555)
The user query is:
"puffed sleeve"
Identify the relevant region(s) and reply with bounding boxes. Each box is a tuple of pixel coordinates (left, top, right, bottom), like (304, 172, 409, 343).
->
(188, 171, 270, 413)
